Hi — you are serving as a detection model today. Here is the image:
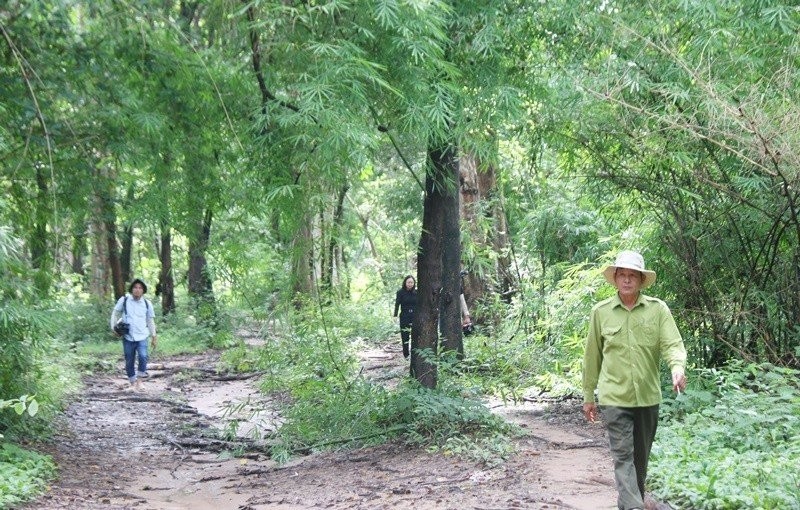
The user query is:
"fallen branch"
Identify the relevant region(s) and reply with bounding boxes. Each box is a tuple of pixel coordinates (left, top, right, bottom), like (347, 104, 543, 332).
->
(363, 363, 396, 371)
(208, 371, 265, 381)
(526, 434, 604, 450)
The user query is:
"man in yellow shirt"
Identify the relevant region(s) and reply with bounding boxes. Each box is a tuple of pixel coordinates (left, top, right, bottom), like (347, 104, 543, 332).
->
(583, 251, 687, 510)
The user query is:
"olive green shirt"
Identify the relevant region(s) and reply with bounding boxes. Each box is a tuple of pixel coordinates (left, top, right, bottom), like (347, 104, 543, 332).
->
(583, 293, 686, 407)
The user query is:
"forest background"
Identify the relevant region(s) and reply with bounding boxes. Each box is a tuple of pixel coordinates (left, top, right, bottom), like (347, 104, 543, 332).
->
(1, 1, 799, 509)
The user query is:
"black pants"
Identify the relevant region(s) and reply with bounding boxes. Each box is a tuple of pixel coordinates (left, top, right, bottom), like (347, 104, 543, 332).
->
(399, 315, 413, 359)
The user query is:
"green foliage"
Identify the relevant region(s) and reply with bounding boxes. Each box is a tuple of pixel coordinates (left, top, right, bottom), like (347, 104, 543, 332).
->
(5, 3, 800, 506)
(651, 362, 800, 509)
(0, 226, 77, 438)
(0, 397, 39, 420)
(0, 396, 39, 439)
(534, 0, 800, 367)
(270, 377, 398, 463)
(226, 298, 513, 466)
(0, 443, 56, 508)
(383, 382, 516, 466)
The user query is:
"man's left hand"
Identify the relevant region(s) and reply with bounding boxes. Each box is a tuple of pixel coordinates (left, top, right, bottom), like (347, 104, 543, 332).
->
(151, 335, 158, 349)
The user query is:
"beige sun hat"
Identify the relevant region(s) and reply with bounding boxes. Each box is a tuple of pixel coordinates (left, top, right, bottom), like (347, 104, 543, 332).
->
(602, 250, 657, 289)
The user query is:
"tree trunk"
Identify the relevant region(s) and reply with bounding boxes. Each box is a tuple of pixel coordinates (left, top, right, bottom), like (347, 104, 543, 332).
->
(105, 215, 124, 300)
(291, 214, 315, 306)
(440, 146, 463, 358)
(412, 140, 460, 386)
(187, 208, 215, 319)
(325, 184, 349, 296)
(119, 184, 135, 284)
(458, 153, 485, 310)
(157, 221, 176, 315)
(90, 201, 111, 301)
(71, 216, 87, 276)
(93, 166, 124, 299)
(412, 168, 443, 388)
(459, 152, 516, 309)
(356, 211, 386, 287)
(31, 166, 52, 295)
(478, 161, 515, 303)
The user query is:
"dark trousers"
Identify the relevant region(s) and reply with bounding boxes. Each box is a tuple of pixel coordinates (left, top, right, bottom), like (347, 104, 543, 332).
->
(399, 316, 412, 359)
(601, 405, 659, 510)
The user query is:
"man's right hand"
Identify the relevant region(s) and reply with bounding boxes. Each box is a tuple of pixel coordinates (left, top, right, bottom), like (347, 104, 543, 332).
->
(583, 402, 599, 423)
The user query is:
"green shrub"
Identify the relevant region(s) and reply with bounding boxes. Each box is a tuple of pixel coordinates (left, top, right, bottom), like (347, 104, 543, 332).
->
(0, 443, 56, 507)
(235, 299, 514, 466)
(382, 381, 517, 464)
(651, 363, 800, 509)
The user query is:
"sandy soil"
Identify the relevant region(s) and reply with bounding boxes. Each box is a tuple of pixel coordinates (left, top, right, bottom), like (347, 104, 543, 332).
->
(16, 342, 675, 510)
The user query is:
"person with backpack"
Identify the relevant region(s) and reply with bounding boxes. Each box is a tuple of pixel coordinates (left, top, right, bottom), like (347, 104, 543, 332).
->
(110, 278, 157, 390)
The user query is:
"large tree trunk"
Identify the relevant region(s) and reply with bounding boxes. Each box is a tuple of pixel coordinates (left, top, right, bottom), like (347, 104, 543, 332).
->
(440, 147, 463, 358)
(412, 169, 443, 388)
(157, 221, 176, 315)
(412, 140, 461, 385)
(478, 160, 515, 303)
(187, 208, 215, 318)
(458, 153, 485, 310)
(90, 202, 111, 301)
(93, 166, 124, 299)
(459, 152, 516, 309)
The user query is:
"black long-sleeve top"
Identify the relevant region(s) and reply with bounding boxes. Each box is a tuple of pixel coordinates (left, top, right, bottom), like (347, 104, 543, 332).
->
(394, 288, 417, 319)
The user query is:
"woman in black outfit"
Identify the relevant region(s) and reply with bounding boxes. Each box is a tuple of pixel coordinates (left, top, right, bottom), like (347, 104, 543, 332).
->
(393, 275, 417, 359)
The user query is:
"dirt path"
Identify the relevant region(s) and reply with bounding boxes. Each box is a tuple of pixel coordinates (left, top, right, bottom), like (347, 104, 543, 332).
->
(21, 345, 622, 510)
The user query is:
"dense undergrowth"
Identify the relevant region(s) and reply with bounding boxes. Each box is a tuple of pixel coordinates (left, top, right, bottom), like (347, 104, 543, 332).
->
(220, 297, 518, 466)
(0, 443, 56, 508)
(651, 362, 800, 510)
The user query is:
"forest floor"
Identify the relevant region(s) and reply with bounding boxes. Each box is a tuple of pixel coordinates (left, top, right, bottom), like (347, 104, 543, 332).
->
(19, 333, 675, 510)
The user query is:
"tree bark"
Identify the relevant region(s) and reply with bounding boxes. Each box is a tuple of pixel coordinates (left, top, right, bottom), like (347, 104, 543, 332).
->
(459, 152, 516, 308)
(157, 221, 176, 315)
(90, 198, 111, 301)
(458, 153, 484, 310)
(412, 140, 461, 385)
(291, 214, 315, 306)
(93, 166, 124, 299)
(412, 166, 443, 388)
(187, 208, 215, 315)
(440, 146, 463, 358)
(70, 216, 87, 276)
(119, 184, 135, 285)
(479, 161, 515, 303)
(31, 165, 52, 295)
(324, 184, 349, 296)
